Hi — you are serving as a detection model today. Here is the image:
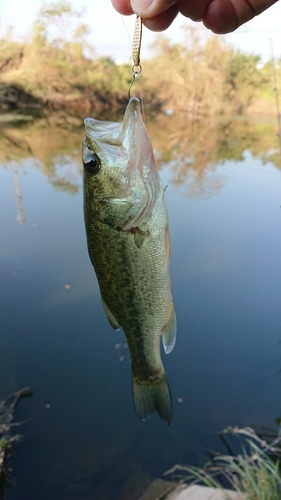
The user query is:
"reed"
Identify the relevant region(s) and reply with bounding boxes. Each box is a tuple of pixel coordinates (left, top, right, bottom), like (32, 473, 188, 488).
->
(164, 427, 281, 500)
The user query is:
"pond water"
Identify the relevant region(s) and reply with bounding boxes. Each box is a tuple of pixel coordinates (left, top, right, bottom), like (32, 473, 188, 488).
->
(1, 111, 281, 499)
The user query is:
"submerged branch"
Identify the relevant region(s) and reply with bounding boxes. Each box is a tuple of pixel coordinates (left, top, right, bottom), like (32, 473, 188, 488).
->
(0, 387, 32, 499)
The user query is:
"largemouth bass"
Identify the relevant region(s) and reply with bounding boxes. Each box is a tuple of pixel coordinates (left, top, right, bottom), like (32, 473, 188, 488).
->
(83, 98, 176, 425)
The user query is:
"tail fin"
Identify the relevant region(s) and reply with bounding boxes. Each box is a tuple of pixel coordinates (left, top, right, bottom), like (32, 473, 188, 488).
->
(132, 373, 172, 425)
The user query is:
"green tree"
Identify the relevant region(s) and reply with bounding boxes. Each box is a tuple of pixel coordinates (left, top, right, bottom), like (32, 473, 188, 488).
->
(224, 51, 269, 112)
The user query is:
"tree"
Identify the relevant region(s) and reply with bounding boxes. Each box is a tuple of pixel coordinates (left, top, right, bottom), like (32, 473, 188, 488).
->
(31, 0, 90, 61)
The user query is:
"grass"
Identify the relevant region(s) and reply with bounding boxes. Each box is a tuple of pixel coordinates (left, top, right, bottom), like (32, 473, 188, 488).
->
(164, 427, 281, 500)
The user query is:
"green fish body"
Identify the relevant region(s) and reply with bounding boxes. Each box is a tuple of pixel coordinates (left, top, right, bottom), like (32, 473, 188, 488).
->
(83, 98, 176, 425)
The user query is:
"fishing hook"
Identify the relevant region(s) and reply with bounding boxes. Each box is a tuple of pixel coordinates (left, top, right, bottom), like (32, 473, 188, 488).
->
(128, 16, 142, 99)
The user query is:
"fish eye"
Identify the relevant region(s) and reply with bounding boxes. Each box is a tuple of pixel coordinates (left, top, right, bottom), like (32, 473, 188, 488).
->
(83, 154, 101, 175)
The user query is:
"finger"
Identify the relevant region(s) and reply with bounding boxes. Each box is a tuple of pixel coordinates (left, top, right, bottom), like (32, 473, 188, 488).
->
(177, 0, 209, 21)
(245, 0, 278, 15)
(203, 0, 278, 34)
(111, 0, 133, 15)
(203, 0, 238, 32)
(142, 5, 179, 31)
(130, 0, 178, 17)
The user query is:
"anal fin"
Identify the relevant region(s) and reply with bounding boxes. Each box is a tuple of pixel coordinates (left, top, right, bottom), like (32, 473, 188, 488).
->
(162, 300, 177, 354)
(102, 299, 120, 331)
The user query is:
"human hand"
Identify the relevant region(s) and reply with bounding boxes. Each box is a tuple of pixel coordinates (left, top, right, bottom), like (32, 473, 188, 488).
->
(111, 0, 278, 34)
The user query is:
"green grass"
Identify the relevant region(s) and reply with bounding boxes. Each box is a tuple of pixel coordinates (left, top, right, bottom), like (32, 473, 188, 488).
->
(164, 427, 281, 500)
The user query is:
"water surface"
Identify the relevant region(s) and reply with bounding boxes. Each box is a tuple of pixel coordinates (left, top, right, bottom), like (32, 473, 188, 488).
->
(1, 112, 281, 499)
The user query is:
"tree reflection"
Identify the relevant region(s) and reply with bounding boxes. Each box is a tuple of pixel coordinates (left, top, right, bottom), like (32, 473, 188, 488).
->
(146, 111, 281, 197)
(0, 116, 83, 194)
(0, 111, 280, 198)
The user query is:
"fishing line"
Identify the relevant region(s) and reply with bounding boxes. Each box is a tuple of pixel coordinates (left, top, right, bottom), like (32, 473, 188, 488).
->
(185, 233, 227, 277)
(121, 15, 132, 45)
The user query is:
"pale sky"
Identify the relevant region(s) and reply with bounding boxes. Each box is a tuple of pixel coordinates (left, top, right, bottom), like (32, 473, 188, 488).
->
(1, 0, 281, 63)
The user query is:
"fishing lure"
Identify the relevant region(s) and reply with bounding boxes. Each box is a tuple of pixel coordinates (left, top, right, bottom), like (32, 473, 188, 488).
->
(128, 16, 142, 98)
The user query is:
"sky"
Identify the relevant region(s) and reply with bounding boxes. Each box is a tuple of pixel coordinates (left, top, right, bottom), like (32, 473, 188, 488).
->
(0, 0, 281, 64)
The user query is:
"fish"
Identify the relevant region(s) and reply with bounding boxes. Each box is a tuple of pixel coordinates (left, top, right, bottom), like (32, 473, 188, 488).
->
(82, 97, 176, 425)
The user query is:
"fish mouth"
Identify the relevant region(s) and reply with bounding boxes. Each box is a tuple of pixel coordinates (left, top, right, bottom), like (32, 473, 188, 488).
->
(121, 98, 141, 140)
(84, 98, 142, 153)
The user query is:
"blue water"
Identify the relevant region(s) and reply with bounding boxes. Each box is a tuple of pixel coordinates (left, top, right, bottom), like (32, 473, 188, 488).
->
(1, 119, 281, 499)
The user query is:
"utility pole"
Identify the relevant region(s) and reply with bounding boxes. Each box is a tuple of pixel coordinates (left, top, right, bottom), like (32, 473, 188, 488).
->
(270, 39, 281, 157)
(12, 162, 25, 224)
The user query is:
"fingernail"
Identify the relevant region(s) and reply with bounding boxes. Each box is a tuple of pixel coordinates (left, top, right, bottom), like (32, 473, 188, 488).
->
(131, 0, 153, 13)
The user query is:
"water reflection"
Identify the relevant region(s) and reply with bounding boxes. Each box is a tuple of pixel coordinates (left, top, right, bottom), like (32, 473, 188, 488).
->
(1, 110, 281, 499)
(0, 115, 83, 196)
(1, 112, 280, 198)
(11, 161, 25, 224)
(148, 113, 281, 197)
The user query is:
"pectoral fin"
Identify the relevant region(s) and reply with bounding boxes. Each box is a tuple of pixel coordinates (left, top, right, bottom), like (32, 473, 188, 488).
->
(162, 301, 177, 354)
(102, 299, 120, 331)
(133, 228, 150, 249)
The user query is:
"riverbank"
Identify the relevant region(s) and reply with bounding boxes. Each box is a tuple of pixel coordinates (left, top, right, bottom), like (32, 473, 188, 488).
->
(1, 8, 279, 118)
(0, 82, 130, 114)
(139, 479, 246, 500)
(0, 80, 276, 120)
